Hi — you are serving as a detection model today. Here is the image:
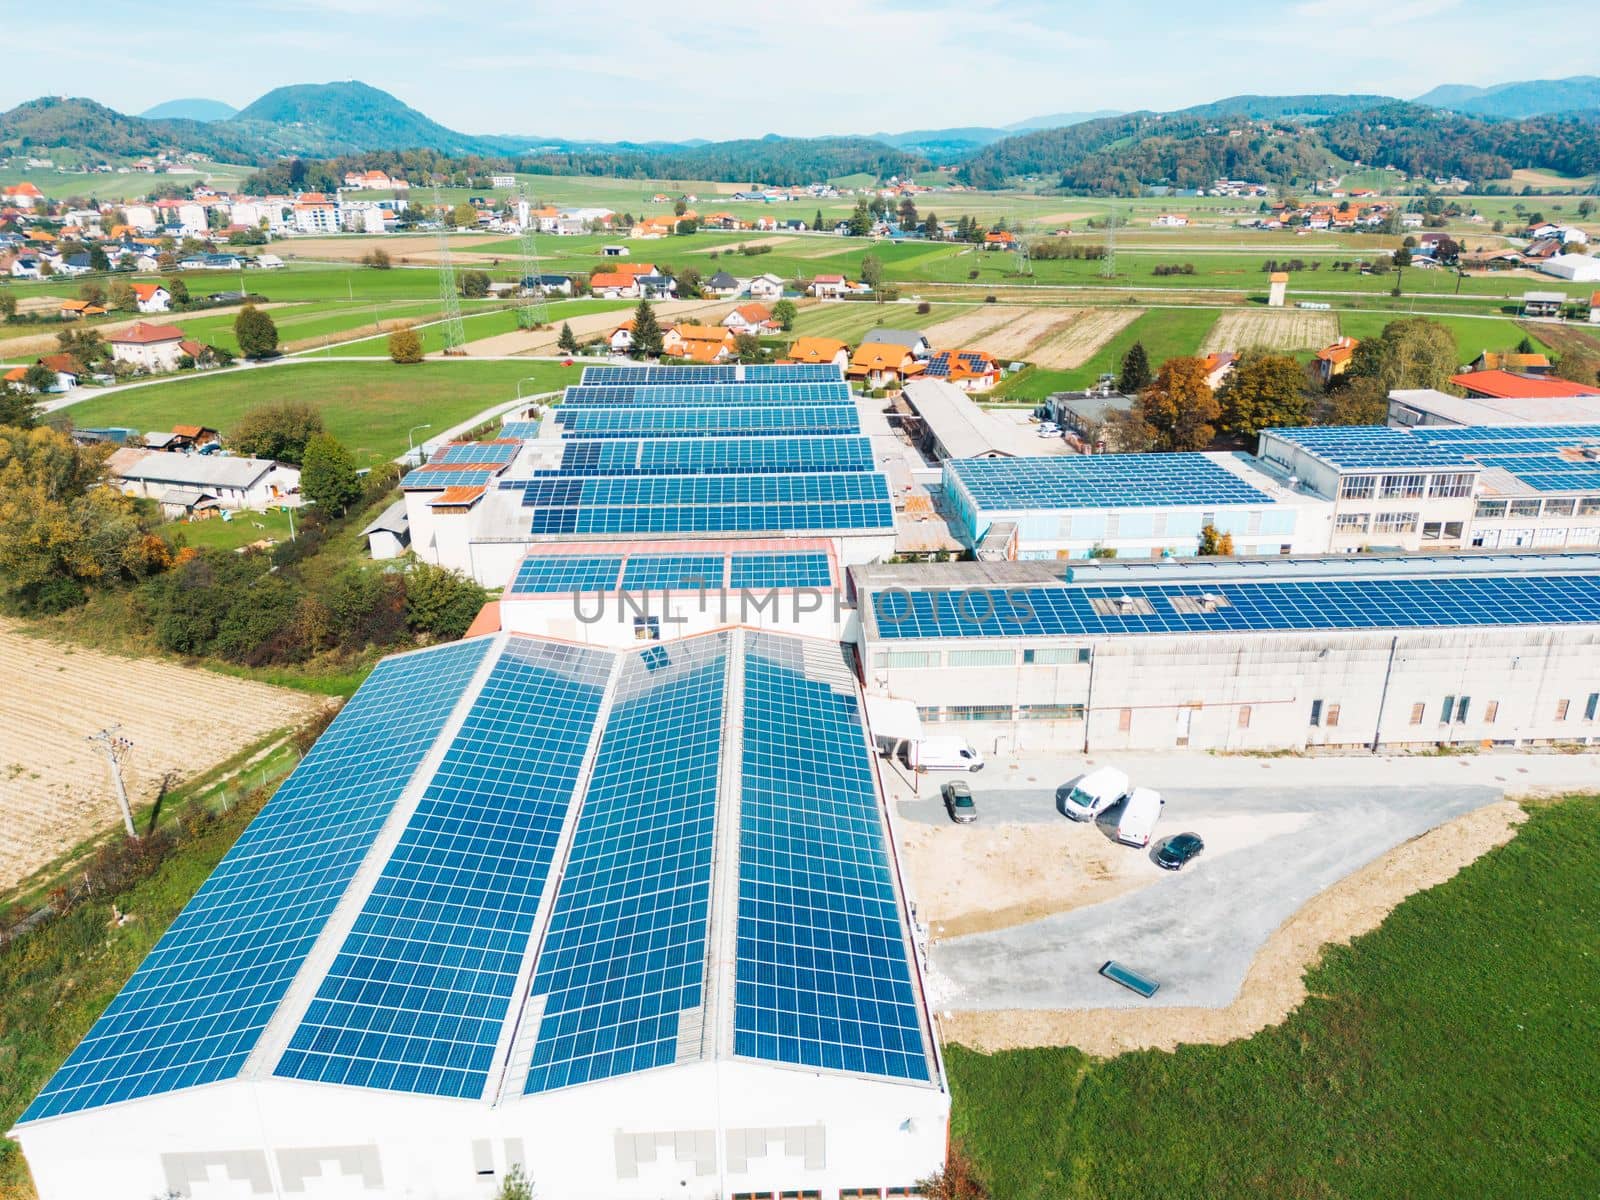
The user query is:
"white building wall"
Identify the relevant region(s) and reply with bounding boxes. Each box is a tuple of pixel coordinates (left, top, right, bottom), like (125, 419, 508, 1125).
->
(500, 589, 849, 645)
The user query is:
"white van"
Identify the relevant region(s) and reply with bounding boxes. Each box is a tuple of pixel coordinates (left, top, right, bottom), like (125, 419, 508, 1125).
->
(1061, 766, 1129, 821)
(1115, 786, 1163, 848)
(908, 737, 985, 773)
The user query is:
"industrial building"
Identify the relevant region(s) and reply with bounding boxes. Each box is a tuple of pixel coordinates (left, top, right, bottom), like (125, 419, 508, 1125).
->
(14, 630, 948, 1200)
(851, 553, 1600, 753)
(940, 452, 1331, 560)
(401, 366, 898, 587)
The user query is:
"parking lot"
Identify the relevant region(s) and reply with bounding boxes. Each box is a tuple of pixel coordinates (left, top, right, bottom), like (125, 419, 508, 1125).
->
(883, 748, 1597, 1027)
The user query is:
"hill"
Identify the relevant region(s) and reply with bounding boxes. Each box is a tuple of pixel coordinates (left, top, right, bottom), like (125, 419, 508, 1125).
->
(0, 96, 268, 161)
(141, 98, 237, 122)
(228, 81, 500, 156)
(1004, 110, 1124, 131)
(1413, 76, 1600, 119)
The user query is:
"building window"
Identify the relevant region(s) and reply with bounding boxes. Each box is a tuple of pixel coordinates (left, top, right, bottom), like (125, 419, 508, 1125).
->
(1587, 693, 1599, 721)
(1238, 705, 1252, 728)
(1556, 699, 1570, 721)
(1484, 701, 1499, 724)
(1325, 703, 1341, 728)
(1118, 708, 1133, 732)
(1440, 695, 1455, 724)
(945, 704, 1011, 722)
(1428, 473, 1475, 498)
(875, 650, 941, 669)
(1019, 703, 1087, 720)
(1024, 647, 1090, 665)
(1456, 696, 1471, 723)
(917, 706, 942, 722)
(1374, 511, 1419, 534)
(1409, 702, 1425, 725)
(632, 616, 660, 641)
(1378, 473, 1426, 499)
(1579, 497, 1600, 516)
(1422, 521, 1442, 540)
(949, 648, 1017, 667)
(1335, 512, 1370, 532)
(1509, 499, 1542, 518)
(1340, 475, 1376, 500)
(1543, 498, 1578, 518)
(1309, 699, 1323, 726)
(1474, 499, 1508, 519)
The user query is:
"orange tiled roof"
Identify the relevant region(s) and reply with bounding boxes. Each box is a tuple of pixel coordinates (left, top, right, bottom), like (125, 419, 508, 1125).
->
(785, 337, 847, 364)
(108, 321, 184, 344)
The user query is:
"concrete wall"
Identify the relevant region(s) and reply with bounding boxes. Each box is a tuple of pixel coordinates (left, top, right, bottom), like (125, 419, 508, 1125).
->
(863, 627, 1600, 753)
(16, 1061, 948, 1200)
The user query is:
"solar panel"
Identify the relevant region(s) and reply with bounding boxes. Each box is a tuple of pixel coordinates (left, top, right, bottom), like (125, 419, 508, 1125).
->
(554, 405, 861, 438)
(729, 552, 832, 589)
(21, 638, 494, 1121)
(429, 442, 520, 466)
(1263, 426, 1472, 470)
(579, 364, 842, 385)
(511, 555, 625, 594)
(620, 553, 727, 590)
(734, 634, 931, 1082)
(559, 382, 850, 408)
(523, 635, 730, 1093)
(400, 466, 499, 490)
(870, 572, 1600, 640)
(538, 437, 875, 477)
(948, 454, 1270, 510)
(275, 640, 613, 1099)
(500, 421, 543, 440)
(1268, 424, 1600, 493)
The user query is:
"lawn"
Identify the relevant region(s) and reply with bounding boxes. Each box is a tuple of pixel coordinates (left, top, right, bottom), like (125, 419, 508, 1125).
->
(159, 507, 300, 552)
(946, 794, 1600, 1200)
(1336, 311, 1552, 362)
(56, 359, 580, 465)
(994, 306, 1220, 398)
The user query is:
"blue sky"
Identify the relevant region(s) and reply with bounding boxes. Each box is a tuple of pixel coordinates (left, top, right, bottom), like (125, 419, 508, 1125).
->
(5, 0, 1593, 141)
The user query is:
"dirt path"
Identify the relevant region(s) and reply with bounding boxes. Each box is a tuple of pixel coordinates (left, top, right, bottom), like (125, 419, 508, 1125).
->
(939, 800, 1526, 1055)
(452, 298, 736, 357)
(0, 619, 325, 894)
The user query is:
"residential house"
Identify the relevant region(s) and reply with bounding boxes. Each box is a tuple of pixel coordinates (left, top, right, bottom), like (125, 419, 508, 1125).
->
(168, 424, 221, 450)
(861, 328, 931, 360)
(107, 448, 300, 511)
(292, 193, 339, 234)
(983, 231, 1016, 250)
(1467, 351, 1550, 375)
(611, 263, 656, 277)
(1312, 337, 1359, 386)
(635, 273, 677, 300)
(132, 283, 171, 313)
(34, 354, 81, 392)
(808, 274, 847, 299)
(746, 274, 785, 301)
(923, 349, 999, 392)
(58, 299, 107, 320)
(783, 337, 849, 371)
(606, 321, 639, 353)
(672, 326, 736, 364)
(721, 304, 777, 335)
(705, 270, 742, 297)
(522, 274, 573, 296)
(10, 256, 41, 279)
(107, 322, 186, 372)
(849, 342, 923, 388)
(1, 182, 43, 208)
(1201, 351, 1238, 390)
(588, 272, 641, 299)
(54, 254, 93, 277)
(342, 170, 403, 190)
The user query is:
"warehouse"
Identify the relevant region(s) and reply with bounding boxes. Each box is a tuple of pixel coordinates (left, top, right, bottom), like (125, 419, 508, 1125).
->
(941, 452, 1331, 560)
(851, 552, 1600, 753)
(13, 630, 948, 1200)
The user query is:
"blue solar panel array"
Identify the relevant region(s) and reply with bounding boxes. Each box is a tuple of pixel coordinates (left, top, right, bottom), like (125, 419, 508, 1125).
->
(512, 555, 627, 594)
(554, 405, 861, 439)
(580, 364, 841, 385)
(514, 474, 894, 536)
(524, 635, 729, 1093)
(538, 437, 874, 477)
(508, 551, 836, 594)
(735, 634, 931, 1082)
(500, 421, 542, 440)
(429, 442, 521, 466)
(1264, 426, 1473, 470)
(21, 638, 493, 1122)
(276, 641, 611, 1099)
(620, 554, 726, 590)
(400, 466, 500, 490)
(559, 382, 849, 408)
(871, 572, 1600, 640)
(948, 453, 1271, 511)
(1267, 423, 1600, 492)
(730, 552, 832, 589)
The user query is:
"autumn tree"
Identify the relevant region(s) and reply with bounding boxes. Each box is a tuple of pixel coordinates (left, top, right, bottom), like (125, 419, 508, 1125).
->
(452, 202, 478, 228)
(629, 299, 664, 359)
(1320, 376, 1390, 426)
(1216, 351, 1310, 440)
(1347, 317, 1458, 394)
(228, 402, 326, 464)
(234, 305, 279, 359)
(387, 324, 424, 364)
(299, 433, 362, 516)
(1117, 341, 1151, 393)
(108, 278, 136, 311)
(1140, 356, 1219, 451)
(1553, 348, 1600, 387)
(77, 282, 106, 308)
(1197, 524, 1234, 556)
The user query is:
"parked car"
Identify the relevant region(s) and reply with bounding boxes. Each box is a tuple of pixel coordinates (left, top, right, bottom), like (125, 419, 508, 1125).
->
(1155, 832, 1205, 871)
(942, 780, 977, 824)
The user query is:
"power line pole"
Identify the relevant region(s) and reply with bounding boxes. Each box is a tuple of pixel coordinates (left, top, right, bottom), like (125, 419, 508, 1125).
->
(88, 726, 138, 839)
(1013, 211, 1031, 278)
(516, 187, 549, 331)
(1100, 210, 1117, 279)
(431, 182, 466, 355)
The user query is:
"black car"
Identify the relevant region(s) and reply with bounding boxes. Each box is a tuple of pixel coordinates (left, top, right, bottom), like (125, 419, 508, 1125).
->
(1155, 832, 1204, 871)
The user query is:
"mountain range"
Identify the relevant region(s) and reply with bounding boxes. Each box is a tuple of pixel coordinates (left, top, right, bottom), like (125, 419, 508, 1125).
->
(1412, 75, 1600, 120)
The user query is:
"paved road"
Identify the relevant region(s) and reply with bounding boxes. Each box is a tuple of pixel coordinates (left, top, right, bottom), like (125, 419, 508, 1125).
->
(922, 780, 1501, 1012)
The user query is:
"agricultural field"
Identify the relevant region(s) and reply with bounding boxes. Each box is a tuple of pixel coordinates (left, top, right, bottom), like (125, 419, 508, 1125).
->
(0, 618, 321, 894)
(1202, 308, 1340, 353)
(946, 794, 1600, 1200)
(994, 305, 1221, 398)
(56, 359, 580, 465)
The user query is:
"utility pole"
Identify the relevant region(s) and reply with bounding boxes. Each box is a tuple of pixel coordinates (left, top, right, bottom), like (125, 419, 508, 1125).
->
(1100, 210, 1117, 279)
(431, 182, 466, 355)
(516, 187, 550, 331)
(88, 726, 138, 839)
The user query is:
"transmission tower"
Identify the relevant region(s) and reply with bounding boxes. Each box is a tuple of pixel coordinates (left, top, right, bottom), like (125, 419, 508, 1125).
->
(431, 183, 466, 355)
(1100, 210, 1117, 279)
(88, 726, 138, 839)
(1013, 212, 1032, 278)
(516, 188, 549, 331)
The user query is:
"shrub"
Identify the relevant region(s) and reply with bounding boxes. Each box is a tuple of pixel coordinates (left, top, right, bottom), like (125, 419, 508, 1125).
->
(404, 561, 488, 640)
(387, 324, 423, 364)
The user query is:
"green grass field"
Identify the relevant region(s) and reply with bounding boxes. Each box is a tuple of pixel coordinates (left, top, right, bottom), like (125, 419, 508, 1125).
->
(994, 306, 1221, 398)
(57, 359, 579, 465)
(947, 794, 1600, 1200)
(1336, 311, 1552, 362)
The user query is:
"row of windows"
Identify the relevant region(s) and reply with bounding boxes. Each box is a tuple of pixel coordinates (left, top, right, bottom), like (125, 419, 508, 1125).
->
(1393, 693, 1600, 726)
(1477, 497, 1600, 520)
(1339, 472, 1474, 501)
(875, 647, 1091, 670)
(920, 703, 1087, 723)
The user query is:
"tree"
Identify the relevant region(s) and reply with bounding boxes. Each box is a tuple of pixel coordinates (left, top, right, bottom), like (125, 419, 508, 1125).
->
(1321, 376, 1389, 426)
(0, 427, 170, 613)
(461, 270, 491, 299)
(405, 561, 488, 640)
(848, 198, 872, 237)
(299, 433, 362, 516)
(1579, 198, 1595, 219)
(77, 282, 106, 308)
(0, 293, 15, 320)
(89, 246, 110, 272)
(1553, 348, 1600, 388)
(0, 383, 39, 429)
(557, 322, 580, 354)
(1197, 523, 1227, 555)
(165, 276, 190, 308)
(108, 278, 136, 311)
(1347, 317, 1459, 393)
(813, 208, 825, 232)
(1140, 356, 1219, 451)
(56, 328, 107, 373)
(897, 196, 918, 229)
(362, 248, 392, 269)
(387, 324, 423, 364)
(1117, 341, 1151, 394)
(22, 362, 55, 394)
(452, 202, 478, 228)
(629, 298, 664, 359)
(234, 305, 279, 359)
(228, 401, 326, 464)
(1216, 351, 1310, 440)
(733, 332, 762, 363)
(1515, 335, 1537, 355)
(860, 253, 884, 292)
(924, 211, 941, 239)
(673, 198, 688, 217)
(772, 299, 797, 331)
(492, 1164, 534, 1200)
